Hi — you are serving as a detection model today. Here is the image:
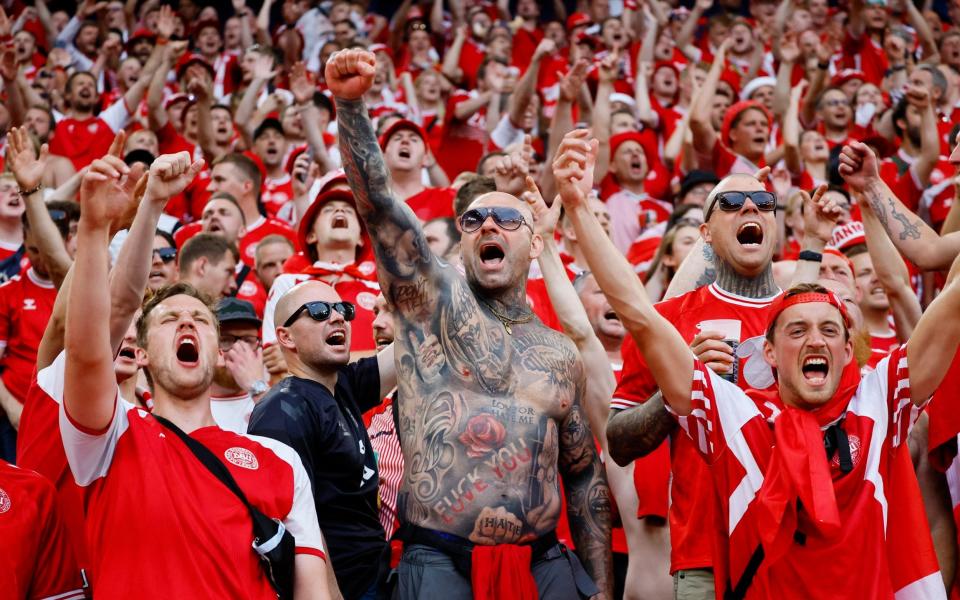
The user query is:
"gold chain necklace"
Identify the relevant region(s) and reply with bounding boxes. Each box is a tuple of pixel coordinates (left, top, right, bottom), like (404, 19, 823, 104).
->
(479, 298, 534, 335)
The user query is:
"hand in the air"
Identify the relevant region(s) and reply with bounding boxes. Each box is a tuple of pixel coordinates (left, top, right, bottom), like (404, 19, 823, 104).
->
(324, 48, 376, 101)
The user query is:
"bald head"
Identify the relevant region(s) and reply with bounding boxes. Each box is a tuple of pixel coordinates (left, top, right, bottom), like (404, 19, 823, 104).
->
(468, 191, 534, 223)
(274, 280, 342, 329)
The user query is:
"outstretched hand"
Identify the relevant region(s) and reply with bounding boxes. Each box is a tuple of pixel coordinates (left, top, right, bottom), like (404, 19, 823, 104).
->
(838, 141, 879, 193)
(552, 129, 598, 210)
(493, 134, 534, 196)
(521, 175, 561, 239)
(325, 49, 376, 101)
(6, 127, 49, 192)
(80, 131, 145, 231)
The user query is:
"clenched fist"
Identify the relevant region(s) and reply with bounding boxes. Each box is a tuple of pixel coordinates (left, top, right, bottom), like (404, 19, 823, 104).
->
(324, 48, 376, 101)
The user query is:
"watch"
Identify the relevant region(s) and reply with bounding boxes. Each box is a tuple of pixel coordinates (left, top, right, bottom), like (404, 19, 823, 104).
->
(798, 250, 823, 262)
(249, 379, 270, 397)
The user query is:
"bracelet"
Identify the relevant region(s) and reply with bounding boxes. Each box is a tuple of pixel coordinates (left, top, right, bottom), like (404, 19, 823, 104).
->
(18, 183, 43, 197)
(798, 250, 823, 262)
(817, 61, 830, 70)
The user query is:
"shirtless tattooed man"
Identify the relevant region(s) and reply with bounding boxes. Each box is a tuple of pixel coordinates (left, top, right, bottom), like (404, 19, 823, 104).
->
(327, 49, 612, 599)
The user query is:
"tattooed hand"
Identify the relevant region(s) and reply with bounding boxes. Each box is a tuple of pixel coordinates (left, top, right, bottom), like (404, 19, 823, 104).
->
(325, 48, 375, 100)
(469, 506, 525, 544)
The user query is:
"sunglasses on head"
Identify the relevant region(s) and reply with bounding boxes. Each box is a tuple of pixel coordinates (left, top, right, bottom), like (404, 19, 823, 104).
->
(705, 191, 777, 220)
(459, 207, 533, 234)
(283, 301, 355, 328)
(153, 247, 177, 263)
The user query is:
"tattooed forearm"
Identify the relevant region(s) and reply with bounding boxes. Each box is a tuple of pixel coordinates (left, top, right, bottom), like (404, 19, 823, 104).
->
(888, 195, 922, 240)
(864, 184, 925, 242)
(563, 445, 613, 597)
(335, 98, 433, 281)
(606, 393, 677, 467)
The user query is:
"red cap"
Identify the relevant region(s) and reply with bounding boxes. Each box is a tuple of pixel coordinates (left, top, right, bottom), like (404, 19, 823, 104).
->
(163, 92, 190, 110)
(718, 68, 742, 98)
(768, 290, 852, 331)
(378, 118, 426, 150)
(175, 53, 215, 80)
(126, 27, 156, 51)
(368, 43, 393, 59)
(297, 188, 368, 260)
(720, 100, 772, 146)
(830, 69, 866, 88)
(567, 12, 592, 31)
(190, 18, 220, 40)
(829, 221, 866, 252)
(610, 130, 656, 167)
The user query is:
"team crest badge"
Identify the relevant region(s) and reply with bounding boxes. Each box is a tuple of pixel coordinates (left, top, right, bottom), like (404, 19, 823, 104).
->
(356, 291, 377, 311)
(0, 487, 10, 513)
(830, 434, 861, 470)
(224, 447, 259, 470)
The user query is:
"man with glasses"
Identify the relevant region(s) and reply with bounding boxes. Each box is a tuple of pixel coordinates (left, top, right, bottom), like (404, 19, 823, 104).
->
(329, 49, 611, 600)
(210, 298, 267, 434)
(248, 280, 396, 600)
(148, 231, 179, 292)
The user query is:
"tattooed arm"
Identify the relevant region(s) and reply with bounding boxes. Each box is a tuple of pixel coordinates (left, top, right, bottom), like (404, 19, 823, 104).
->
(328, 50, 445, 312)
(606, 393, 676, 467)
(560, 361, 613, 598)
(839, 141, 960, 271)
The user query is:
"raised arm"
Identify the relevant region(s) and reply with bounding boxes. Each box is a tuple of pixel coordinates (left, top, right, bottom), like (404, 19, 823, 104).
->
(553, 129, 695, 414)
(507, 39, 554, 129)
(782, 80, 806, 177)
(789, 184, 843, 287)
(328, 50, 443, 309)
(909, 85, 939, 186)
(64, 145, 145, 431)
(841, 141, 960, 271)
(690, 39, 733, 165)
(526, 178, 616, 446)
(540, 59, 589, 201)
(592, 51, 619, 182)
(857, 193, 922, 341)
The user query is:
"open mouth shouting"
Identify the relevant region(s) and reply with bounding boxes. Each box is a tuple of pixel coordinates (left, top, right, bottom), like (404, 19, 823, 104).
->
(325, 329, 347, 347)
(398, 147, 411, 160)
(175, 334, 200, 366)
(800, 354, 829, 387)
(736, 222, 764, 247)
(331, 214, 349, 229)
(117, 345, 136, 361)
(479, 241, 506, 268)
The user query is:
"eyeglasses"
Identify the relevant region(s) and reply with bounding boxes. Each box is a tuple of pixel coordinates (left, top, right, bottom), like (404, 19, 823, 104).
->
(459, 207, 533, 233)
(153, 247, 177, 263)
(705, 191, 777, 220)
(219, 334, 261, 351)
(409, 21, 428, 31)
(821, 99, 849, 108)
(283, 301, 355, 327)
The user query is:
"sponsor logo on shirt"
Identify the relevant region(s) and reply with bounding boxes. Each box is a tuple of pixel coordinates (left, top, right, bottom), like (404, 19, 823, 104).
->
(0, 487, 9, 513)
(239, 280, 258, 297)
(355, 291, 377, 311)
(224, 447, 259, 470)
(22, 298, 36, 311)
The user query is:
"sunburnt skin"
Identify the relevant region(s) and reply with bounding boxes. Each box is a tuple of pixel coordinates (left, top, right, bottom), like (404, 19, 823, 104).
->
(335, 86, 611, 593)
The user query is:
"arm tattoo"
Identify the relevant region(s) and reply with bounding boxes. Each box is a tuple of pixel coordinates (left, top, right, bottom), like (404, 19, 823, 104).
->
(336, 98, 433, 281)
(888, 195, 922, 240)
(865, 186, 923, 241)
(560, 371, 613, 596)
(607, 393, 676, 466)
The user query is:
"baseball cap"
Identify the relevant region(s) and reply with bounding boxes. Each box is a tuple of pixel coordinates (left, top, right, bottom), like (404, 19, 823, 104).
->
(567, 12, 592, 31)
(679, 170, 720, 200)
(175, 53, 215, 81)
(378, 118, 426, 151)
(216, 297, 262, 328)
(253, 117, 284, 140)
(721, 100, 772, 146)
(297, 188, 368, 259)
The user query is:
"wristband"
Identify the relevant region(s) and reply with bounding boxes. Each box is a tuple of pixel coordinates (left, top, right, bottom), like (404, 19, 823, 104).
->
(798, 250, 823, 262)
(18, 183, 43, 197)
(817, 61, 830, 70)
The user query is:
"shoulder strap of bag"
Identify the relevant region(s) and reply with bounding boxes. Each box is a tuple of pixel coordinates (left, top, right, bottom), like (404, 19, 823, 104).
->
(153, 414, 257, 513)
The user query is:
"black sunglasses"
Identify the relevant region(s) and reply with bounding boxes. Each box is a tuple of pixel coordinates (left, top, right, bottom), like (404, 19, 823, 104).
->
(283, 301, 355, 327)
(459, 207, 533, 233)
(705, 191, 777, 220)
(153, 247, 177, 263)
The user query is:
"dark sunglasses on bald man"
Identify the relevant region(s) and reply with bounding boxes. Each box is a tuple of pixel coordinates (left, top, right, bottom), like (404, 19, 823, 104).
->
(283, 301, 355, 328)
(705, 191, 777, 220)
(459, 207, 533, 233)
(153, 247, 177, 263)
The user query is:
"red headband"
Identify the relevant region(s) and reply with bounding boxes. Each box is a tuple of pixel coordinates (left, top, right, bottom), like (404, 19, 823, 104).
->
(768, 291, 852, 331)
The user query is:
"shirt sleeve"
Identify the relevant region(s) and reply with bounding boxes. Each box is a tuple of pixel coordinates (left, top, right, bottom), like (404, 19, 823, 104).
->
(346, 357, 382, 414)
(0, 279, 12, 355)
(99, 97, 131, 132)
(873, 346, 919, 449)
(611, 335, 657, 410)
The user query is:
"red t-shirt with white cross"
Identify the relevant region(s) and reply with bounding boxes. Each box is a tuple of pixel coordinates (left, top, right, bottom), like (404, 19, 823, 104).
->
(50, 100, 130, 171)
(613, 282, 782, 572)
(0, 267, 56, 403)
(262, 174, 295, 221)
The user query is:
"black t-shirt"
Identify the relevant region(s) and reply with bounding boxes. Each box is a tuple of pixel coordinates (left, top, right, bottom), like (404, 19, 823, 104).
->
(247, 357, 384, 599)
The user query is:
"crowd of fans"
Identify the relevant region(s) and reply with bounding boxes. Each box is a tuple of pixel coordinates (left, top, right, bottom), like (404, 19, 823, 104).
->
(3, 0, 960, 598)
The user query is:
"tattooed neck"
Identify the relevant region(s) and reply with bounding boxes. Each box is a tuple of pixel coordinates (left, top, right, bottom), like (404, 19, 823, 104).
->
(714, 258, 779, 299)
(472, 279, 532, 320)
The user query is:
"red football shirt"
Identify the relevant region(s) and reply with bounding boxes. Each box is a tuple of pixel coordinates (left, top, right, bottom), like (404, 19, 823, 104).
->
(0, 459, 86, 600)
(175, 216, 298, 267)
(56, 378, 325, 596)
(406, 187, 456, 223)
(262, 174, 295, 220)
(49, 100, 129, 170)
(437, 89, 489, 179)
(0, 268, 56, 402)
(613, 283, 782, 572)
(680, 350, 920, 597)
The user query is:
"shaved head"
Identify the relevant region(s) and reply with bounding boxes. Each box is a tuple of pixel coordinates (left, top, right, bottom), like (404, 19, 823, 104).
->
(274, 280, 341, 330)
(468, 191, 534, 223)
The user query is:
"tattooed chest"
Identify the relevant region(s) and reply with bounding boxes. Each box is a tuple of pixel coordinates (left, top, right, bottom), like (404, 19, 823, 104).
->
(397, 389, 565, 542)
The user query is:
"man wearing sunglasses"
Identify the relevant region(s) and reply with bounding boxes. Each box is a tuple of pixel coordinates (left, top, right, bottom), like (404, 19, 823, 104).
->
(329, 49, 611, 600)
(249, 280, 397, 600)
